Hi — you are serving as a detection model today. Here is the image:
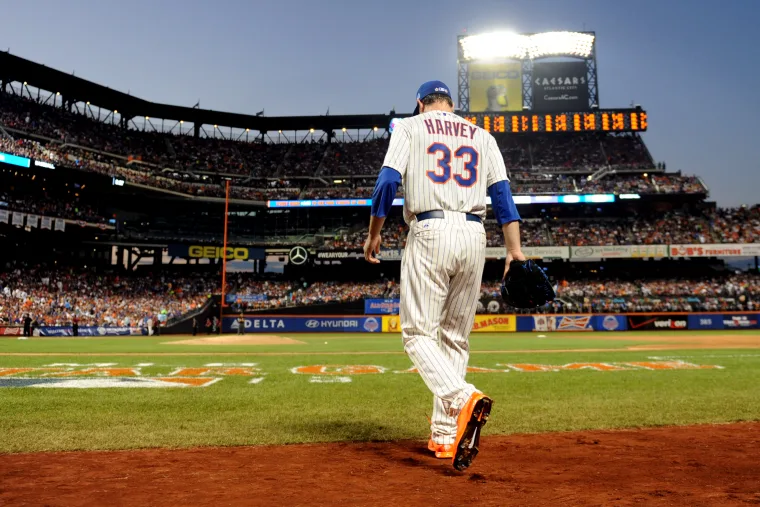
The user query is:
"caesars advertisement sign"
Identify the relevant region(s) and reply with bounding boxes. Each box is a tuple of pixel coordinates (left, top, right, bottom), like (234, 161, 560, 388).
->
(532, 61, 589, 113)
(468, 63, 523, 112)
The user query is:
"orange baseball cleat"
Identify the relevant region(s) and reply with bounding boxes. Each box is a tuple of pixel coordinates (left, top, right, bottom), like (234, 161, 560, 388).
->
(452, 392, 493, 471)
(427, 438, 454, 459)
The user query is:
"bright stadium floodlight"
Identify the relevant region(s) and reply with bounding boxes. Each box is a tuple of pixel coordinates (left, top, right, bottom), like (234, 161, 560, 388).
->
(526, 31, 595, 59)
(459, 31, 594, 61)
(459, 32, 526, 61)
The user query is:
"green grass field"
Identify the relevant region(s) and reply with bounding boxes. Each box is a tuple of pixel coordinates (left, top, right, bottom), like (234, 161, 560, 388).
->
(1, 331, 759, 454)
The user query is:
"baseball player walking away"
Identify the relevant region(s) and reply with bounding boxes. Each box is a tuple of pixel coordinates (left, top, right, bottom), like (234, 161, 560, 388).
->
(364, 81, 524, 470)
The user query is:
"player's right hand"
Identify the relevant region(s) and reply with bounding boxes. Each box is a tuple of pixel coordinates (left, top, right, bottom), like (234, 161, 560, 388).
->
(364, 234, 382, 264)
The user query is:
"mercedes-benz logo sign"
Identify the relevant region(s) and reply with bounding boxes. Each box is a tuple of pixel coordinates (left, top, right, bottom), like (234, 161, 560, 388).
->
(289, 246, 308, 265)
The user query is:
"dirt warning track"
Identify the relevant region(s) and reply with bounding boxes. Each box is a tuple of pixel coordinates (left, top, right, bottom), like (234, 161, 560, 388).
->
(1, 422, 758, 506)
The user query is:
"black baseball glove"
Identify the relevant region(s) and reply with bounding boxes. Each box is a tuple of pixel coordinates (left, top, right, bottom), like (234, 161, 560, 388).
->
(500, 260, 555, 309)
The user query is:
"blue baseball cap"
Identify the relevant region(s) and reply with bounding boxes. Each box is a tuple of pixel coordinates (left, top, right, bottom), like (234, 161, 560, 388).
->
(413, 80, 452, 115)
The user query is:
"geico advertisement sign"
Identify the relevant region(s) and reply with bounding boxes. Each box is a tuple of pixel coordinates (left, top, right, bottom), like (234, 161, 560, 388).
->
(188, 246, 250, 260)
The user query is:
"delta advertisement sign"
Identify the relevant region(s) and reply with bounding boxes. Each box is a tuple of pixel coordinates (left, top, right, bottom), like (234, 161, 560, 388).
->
(223, 316, 382, 333)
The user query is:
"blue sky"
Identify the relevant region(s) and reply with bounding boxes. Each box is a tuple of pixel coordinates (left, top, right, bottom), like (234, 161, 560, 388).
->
(2, 0, 758, 206)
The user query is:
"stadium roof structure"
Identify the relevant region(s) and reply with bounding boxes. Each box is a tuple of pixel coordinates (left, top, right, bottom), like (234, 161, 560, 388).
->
(0, 51, 403, 135)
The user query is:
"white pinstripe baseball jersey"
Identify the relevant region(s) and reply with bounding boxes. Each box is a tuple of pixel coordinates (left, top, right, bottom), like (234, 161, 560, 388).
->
(382, 111, 509, 224)
(381, 109, 509, 446)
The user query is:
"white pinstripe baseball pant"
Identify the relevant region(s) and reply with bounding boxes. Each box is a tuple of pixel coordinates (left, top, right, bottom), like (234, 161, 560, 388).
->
(400, 211, 486, 445)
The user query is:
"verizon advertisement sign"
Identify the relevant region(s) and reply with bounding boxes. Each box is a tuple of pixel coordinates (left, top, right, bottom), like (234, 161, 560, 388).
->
(670, 244, 760, 257)
(627, 315, 689, 331)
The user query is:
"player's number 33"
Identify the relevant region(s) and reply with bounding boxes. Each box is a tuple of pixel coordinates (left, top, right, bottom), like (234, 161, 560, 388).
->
(426, 143, 479, 187)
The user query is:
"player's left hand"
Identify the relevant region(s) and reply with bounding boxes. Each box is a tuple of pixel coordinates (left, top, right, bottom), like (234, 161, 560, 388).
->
(364, 234, 382, 264)
(504, 249, 527, 278)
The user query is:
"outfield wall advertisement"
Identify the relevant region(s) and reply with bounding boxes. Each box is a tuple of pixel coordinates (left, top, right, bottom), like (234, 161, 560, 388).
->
(365, 299, 400, 315)
(485, 246, 569, 260)
(307, 243, 760, 262)
(628, 313, 759, 330)
(223, 316, 382, 333)
(570, 245, 669, 259)
(669, 244, 760, 257)
(471, 315, 516, 332)
(532, 62, 589, 113)
(35, 327, 147, 337)
(468, 63, 523, 113)
(515, 315, 627, 332)
(216, 312, 759, 334)
(379, 315, 516, 333)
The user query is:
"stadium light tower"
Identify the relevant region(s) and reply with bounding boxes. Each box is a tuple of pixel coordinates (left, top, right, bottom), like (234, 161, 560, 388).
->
(457, 30, 598, 112)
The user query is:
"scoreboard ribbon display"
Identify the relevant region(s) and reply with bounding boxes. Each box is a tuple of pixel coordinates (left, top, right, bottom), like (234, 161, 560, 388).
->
(462, 109, 647, 134)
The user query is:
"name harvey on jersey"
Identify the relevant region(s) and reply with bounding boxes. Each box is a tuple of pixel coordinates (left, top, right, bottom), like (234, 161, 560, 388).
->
(423, 118, 478, 139)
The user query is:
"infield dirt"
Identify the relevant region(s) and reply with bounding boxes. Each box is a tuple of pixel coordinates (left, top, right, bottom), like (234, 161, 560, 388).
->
(2, 422, 758, 506)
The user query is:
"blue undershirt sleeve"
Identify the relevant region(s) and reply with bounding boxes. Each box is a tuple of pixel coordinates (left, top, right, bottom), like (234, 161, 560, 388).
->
(488, 180, 521, 225)
(370, 166, 402, 218)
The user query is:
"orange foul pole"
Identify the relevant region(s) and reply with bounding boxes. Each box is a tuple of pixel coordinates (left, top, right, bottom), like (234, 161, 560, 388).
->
(220, 179, 231, 331)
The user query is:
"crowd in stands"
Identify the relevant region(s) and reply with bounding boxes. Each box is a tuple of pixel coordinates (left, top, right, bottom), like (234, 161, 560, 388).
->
(499, 133, 654, 173)
(1, 260, 757, 325)
(227, 278, 399, 310)
(0, 264, 214, 328)
(311, 206, 760, 250)
(229, 274, 760, 314)
(481, 273, 760, 314)
(1, 191, 107, 224)
(319, 139, 389, 176)
(1, 92, 708, 202)
(541, 207, 760, 247)
(1, 162, 110, 223)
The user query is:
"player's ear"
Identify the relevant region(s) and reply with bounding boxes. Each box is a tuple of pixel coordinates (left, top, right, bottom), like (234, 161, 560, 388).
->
(417, 99, 424, 114)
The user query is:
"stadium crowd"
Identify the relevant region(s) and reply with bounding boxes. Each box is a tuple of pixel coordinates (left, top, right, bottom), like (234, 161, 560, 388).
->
(1, 262, 757, 329)
(0, 264, 214, 329)
(533, 207, 759, 247)
(227, 278, 399, 310)
(312, 207, 760, 250)
(0, 92, 707, 201)
(227, 274, 760, 314)
(481, 274, 760, 314)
